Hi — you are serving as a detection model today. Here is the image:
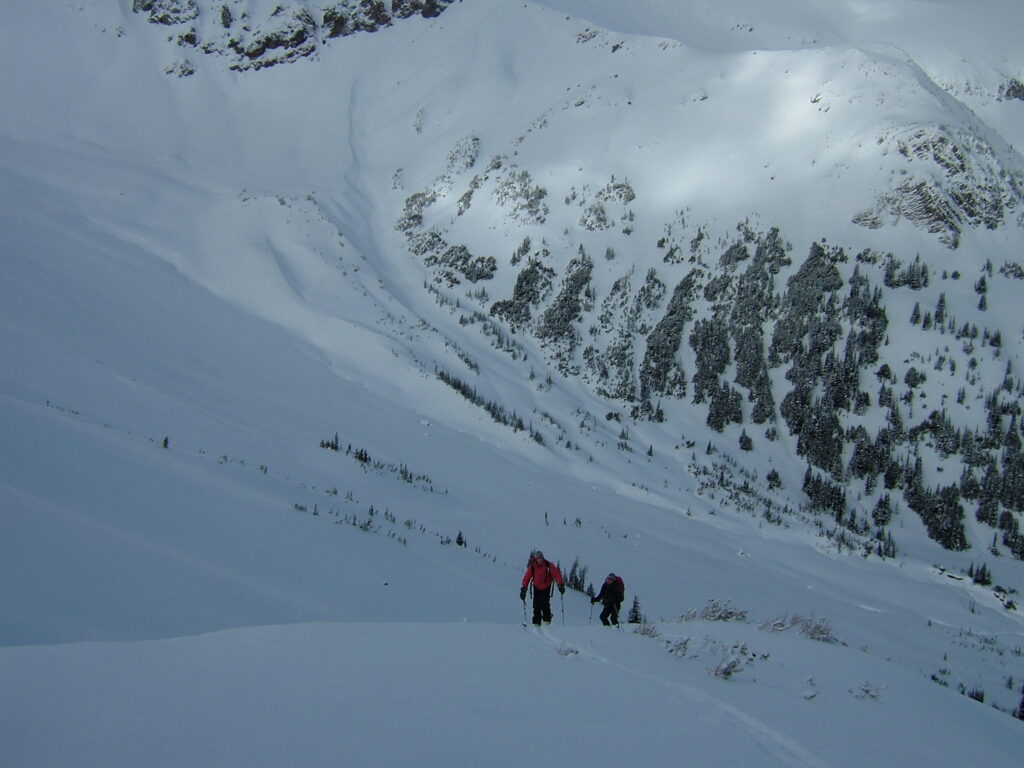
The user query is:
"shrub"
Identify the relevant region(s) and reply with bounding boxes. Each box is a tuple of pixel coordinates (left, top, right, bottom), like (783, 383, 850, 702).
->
(682, 599, 748, 622)
(763, 613, 839, 643)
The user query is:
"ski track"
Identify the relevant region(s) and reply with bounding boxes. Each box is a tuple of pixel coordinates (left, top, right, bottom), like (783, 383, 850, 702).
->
(529, 625, 833, 768)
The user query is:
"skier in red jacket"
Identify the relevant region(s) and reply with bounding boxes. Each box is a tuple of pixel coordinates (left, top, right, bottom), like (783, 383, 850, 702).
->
(520, 550, 565, 625)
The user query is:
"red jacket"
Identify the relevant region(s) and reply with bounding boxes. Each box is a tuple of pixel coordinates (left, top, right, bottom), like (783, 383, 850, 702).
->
(522, 558, 564, 591)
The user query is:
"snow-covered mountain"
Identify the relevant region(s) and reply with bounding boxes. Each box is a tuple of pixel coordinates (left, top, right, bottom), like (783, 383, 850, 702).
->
(2, 1, 1024, 765)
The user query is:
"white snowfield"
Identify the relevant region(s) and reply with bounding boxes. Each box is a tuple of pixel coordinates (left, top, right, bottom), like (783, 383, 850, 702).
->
(2, 620, 1020, 768)
(2, 1, 1023, 766)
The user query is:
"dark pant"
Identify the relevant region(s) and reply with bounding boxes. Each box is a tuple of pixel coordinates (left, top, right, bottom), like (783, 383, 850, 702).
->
(532, 586, 553, 625)
(600, 602, 620, 626)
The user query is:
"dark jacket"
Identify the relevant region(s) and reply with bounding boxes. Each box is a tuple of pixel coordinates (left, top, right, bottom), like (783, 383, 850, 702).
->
(594, 576, 624, 606)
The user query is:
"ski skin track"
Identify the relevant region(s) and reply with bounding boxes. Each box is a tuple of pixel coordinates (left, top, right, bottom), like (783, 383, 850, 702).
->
(526, 624, 832, 768)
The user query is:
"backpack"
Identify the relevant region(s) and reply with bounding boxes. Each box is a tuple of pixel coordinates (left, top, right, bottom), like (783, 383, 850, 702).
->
(527, 554, 551, 579)
(609, 575, 625, 602)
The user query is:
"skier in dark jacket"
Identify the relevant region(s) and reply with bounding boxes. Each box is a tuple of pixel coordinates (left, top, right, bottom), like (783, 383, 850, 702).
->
(520, 550, 565, 625)
(591, 573, 625, 626)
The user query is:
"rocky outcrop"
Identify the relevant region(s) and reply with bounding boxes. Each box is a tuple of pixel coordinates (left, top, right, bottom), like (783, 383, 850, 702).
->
(392, 0, 454, 20)
(228, 7, 319, 70)
(999, 78, 1024, 102)
(855, 127, 1024, 248)
(131, 0, 458, 72)
(133, 0, 199, 26)
(322, 1, 391, 38)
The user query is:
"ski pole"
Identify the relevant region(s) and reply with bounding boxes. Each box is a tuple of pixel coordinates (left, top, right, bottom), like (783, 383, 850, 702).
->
(560, 589, 565, 625)
(589, 601, 594, 625)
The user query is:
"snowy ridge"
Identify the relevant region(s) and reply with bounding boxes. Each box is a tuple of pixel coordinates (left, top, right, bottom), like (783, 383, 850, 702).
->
(2, 1, 1024, 765)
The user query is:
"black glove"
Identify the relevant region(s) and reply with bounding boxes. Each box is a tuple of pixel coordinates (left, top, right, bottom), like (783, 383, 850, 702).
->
(558, 584, 565, 594)
(520, 587, 527, 601)
(590, 597, 597, 604)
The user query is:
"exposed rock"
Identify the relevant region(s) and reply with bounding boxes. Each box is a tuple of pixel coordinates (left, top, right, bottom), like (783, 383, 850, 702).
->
(323, 0, 391, 38)
(392, 0, 456, 20)
(855, 127, 1024, 248)
(132, 0, 458, 72)
(164, 59, 196, 77)
(999, 78, 1024, 101)
(230, 8, 318, 70)
(133, 0, 199, 26)
(885, 180, 964, 248)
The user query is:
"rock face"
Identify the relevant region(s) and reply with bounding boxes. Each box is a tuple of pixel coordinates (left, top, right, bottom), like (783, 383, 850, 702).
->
(132, 0, 457, 71)
(999, 79, 1024, 102)
(133, 0, 200, 26)
(322, 1, 391, 38)
(228, 7, 319, 69)
(854, 127, 1024, 249)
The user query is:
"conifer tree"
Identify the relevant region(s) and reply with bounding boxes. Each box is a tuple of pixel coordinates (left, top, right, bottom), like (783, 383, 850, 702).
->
(627, 596, 645, 624)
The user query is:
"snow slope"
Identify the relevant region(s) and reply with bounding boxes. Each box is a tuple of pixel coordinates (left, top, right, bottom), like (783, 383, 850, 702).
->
(2, 1, 1024, 765)
(3, 622, 1021, 768)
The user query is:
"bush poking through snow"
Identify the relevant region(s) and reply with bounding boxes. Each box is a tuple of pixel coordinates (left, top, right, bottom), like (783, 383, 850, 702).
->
(633, 620, 660, 638)
(850, 681, 886, 700)
(707, 641, 765, 680)
(798, 616, 839, 643)
(763, 613, 840, 644)
(682, 598, 748, 622)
